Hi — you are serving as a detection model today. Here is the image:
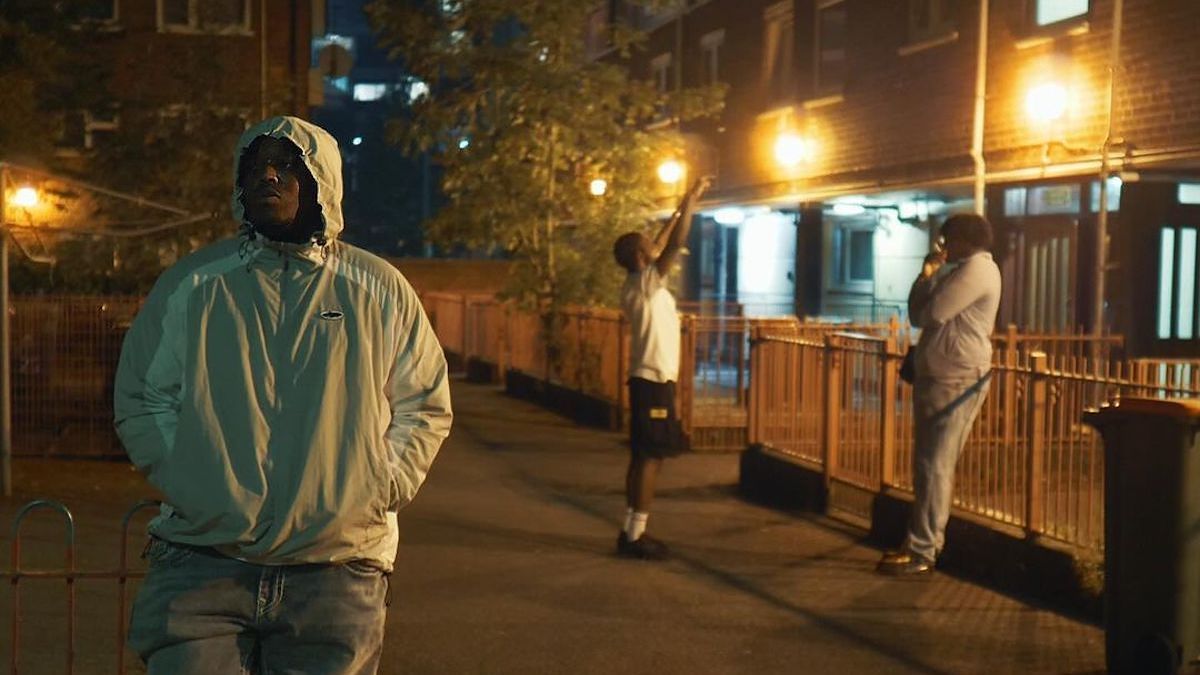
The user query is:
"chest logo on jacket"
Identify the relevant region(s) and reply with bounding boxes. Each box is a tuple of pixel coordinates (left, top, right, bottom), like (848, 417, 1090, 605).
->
(319, 309, 345, 321)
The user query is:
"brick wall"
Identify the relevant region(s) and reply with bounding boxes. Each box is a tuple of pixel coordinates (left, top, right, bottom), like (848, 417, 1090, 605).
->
(624, 0, 1200, 199)
(102, 0, 309, 116)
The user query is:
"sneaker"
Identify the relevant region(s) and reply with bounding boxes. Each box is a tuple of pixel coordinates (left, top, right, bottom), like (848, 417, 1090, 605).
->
(616, 531, 670, 560)
(876, 550, 933, 577)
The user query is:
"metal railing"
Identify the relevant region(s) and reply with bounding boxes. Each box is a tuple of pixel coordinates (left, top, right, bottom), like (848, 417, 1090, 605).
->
(748, 332, 1200, 550)
(10, 296, 141, 459)
(3, 499, 158, 674)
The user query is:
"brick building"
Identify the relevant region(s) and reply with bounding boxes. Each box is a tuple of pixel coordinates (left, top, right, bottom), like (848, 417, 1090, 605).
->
(61, 0, 312, 153)
(595, 0, 1200, 356)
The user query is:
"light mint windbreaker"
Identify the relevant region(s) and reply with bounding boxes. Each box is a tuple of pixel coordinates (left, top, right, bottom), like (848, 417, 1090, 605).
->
(114, 116, 452, 570)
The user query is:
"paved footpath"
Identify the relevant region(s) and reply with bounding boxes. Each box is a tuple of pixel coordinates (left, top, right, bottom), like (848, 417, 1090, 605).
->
(383, 382, 1104, 675)
(1, 380, 1105, 674)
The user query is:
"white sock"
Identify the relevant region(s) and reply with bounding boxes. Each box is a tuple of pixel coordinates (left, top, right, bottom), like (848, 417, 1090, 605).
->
(622, 507, 634, 533)
(626, 512, 649, 541)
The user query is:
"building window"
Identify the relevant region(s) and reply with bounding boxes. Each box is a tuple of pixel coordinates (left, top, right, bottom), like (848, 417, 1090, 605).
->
(815, 0, 847, 97)
(700, 29, 725, 85)
(1159, 226, 1200, 340)
(353, 83, 392, 102)
(1089, 177, 1122, 212)
(159, 0, 251, 34)
(832, 225, 874, 292)
(651, 53, 672, 93)
(1179, 184, 1200, 205)
(908, 0, 954, 43)
(58, 109, 120, 151)
(1033, 0, 1089, 28)
(77, 0, 118, 23)
(584, 5, 612, 59)
(763, 2, 794, 103)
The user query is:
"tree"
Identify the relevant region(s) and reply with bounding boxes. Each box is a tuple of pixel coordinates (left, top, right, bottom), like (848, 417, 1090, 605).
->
(367, 0, 724, 311)
(1, 4, 299, 294)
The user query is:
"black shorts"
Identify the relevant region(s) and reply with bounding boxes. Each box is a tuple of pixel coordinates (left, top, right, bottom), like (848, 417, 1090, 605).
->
(628, 377, 683, 459)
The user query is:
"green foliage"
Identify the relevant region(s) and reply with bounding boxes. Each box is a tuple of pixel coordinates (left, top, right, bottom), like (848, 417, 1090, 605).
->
(0, 6, 298, 294)
(367, 0, 724, 311)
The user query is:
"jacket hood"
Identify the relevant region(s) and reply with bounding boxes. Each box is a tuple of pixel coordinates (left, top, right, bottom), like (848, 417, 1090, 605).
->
(231, 116, 344, 242)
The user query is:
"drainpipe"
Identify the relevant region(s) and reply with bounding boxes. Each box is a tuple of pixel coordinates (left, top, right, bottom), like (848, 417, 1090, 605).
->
(971, 0, 989, 214)
(260, 0, 268, 118)
(1093, 0, 1124, 336)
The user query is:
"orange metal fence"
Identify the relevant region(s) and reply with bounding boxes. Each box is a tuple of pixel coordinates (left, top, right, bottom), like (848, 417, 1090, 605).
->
(2, 499, 158, 675)
(749, 332, 1200, 550)
(10, 296, 140, 459)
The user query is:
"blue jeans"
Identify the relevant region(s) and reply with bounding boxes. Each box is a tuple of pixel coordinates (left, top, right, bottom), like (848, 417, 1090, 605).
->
(904, 375, 991, 563)
(129, 538, 389, 675)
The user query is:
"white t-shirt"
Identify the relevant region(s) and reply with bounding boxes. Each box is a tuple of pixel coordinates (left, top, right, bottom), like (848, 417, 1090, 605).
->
(622, 267, 680, 383)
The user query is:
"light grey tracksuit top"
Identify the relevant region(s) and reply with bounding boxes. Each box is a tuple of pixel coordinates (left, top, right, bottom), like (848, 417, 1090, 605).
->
(114, 117, 452, 571)
(909, 251, 1002, 381)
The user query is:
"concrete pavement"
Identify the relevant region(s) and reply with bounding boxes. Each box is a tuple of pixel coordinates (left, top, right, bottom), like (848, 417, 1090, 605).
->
(382, 381, 1105, 675)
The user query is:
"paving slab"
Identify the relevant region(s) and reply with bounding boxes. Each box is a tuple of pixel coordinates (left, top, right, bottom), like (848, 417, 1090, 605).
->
(0, 379, 1106, 674)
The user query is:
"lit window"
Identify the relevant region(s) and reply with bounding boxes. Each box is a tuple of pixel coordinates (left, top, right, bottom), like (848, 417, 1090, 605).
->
(1180, 229, 1197, 340)
(1179, 184, 1200, 205)
(1026, 184, 1080, 215)
(700, 30, 725, 85)
(353, 84, 390, 102)
(1004, 187, 1027, 217)
(815, 1, 847, 97)
(1035, 0, 1089, 27)
(908, 0, 954, 43)
(159, 0, 250, 33)
(1089, 177, 1122, 212)
(763, 2, 794, 103)
(831, 223, 874, 292)
(1158, 226, 1200, 341)
(651, 53, 672, 93)
(1159, 228, 1177, 339)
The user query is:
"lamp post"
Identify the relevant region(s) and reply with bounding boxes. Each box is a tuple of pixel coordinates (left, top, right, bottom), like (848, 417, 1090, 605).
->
(1, 164, 10, 497)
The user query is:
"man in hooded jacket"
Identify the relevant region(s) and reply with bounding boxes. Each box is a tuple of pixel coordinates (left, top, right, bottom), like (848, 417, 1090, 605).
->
(114, 116, 452, 674)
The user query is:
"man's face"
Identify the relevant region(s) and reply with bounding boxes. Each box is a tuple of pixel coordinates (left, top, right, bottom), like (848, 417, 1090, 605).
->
(239, 136, 303, 240)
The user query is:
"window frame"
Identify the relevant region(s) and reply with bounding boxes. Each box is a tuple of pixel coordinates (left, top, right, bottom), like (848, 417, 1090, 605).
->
(75, 0, 120, 26)
(1030, 0, 1091, 29)
(1157, 225, 1200, 342)
(762, 1, 795, 104)
(651, 52, 672, 94)
(829, 220, 876, 295)
(900, 0, 958, 54)
(157, 0, 253, 35)
(814, 0, 847, 100)
(700, 29, 725, 86)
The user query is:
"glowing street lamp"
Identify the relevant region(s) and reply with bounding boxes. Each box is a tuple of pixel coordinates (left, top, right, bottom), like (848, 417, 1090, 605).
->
(774, 132, 812, 168)
(12, 186, 38, 209)
(657, 159, 685, 185)
(589, 178, 608, 196)
(1025, 81, 1069, 125)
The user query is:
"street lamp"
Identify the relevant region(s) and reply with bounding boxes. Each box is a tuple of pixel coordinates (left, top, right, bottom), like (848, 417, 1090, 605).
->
(0, 173, 38, 496)
(12, 186, 38, 209)
(657, 159, 685, 185)
(589, 178, 608, 197)
(1025, 81, 1069, 125)
(773, 132, 812, 168)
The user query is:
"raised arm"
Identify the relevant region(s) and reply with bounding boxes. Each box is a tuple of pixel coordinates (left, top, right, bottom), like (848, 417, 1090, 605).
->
(923, 258, 991, 327)
(654, 177, 710, 275)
